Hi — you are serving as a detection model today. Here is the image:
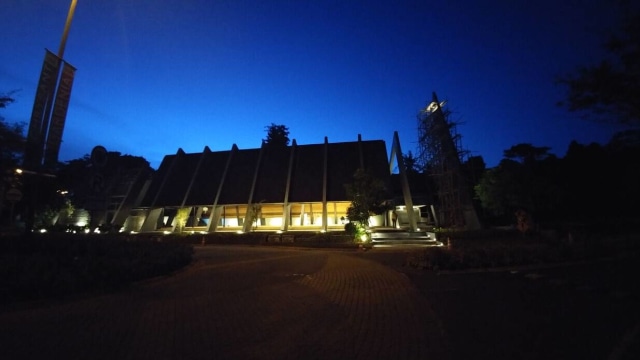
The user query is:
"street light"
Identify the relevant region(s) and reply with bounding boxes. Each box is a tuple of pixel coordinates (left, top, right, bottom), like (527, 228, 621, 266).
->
(58, 0, 78, 59)
(21, 0, 77, 233)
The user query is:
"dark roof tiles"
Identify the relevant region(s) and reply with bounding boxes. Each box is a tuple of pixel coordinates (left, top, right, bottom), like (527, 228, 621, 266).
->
(140, 139, 391, 208)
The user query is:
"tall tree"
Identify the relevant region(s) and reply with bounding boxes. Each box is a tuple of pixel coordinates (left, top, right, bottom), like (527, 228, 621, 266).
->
(402, 151, 420, 174)
(264, 123, 290, 147)
(462, 155, 486, 184)
(557, 9, 640, 126)
(345, 168, 389, 230)
(1, 93, 26, 226)
(0, 119, 25, 170)
(0, 91, 25, 171)
(475, 145, 561, 225)
(503, 143, 552, 166)
(474, 159, 528, 221)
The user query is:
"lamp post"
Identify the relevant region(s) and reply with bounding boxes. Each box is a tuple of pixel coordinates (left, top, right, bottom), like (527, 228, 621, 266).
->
(58, 0, 78, 59)
(23, 0, 78, 233)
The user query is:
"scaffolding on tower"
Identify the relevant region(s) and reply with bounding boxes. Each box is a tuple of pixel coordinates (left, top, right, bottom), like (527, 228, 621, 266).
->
(417, 92, 481, 229)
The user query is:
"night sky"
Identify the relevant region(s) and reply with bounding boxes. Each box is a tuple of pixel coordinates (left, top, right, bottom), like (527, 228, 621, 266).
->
(0, 0, 630, 169)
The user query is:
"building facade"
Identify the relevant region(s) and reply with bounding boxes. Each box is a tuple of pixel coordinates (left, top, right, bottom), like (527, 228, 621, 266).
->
(121, 133, 430, 233)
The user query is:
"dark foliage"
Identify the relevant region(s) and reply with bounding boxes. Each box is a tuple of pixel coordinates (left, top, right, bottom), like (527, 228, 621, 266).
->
(0, 234, 193, 304)
(475, 138, 640, 226)
(264, 123, 290, 147)
(345, 168, 391, 226)
(406, 227, 640, 271)
(557, 9, 640, 126)
(0, 90, 18, 109)
(0, 109, 26, 172)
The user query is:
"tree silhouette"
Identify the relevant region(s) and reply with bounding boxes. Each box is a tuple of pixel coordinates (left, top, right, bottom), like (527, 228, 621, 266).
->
(475, 144, 562, 225)
(0, 91, 25, 177)
(402, 151, 420, 174)
(557, 9, 640, 126)
(264, 123, 290, 147)
(0, 90, 18, 109)
(345, 168, 389, 229)
(503, 143, 552, 165)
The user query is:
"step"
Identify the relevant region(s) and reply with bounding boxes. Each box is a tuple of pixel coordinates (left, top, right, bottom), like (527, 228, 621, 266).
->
(370, 231, 437, 242)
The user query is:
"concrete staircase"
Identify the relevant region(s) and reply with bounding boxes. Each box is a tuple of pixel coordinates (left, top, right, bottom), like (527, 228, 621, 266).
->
(370, 228, 442, 246)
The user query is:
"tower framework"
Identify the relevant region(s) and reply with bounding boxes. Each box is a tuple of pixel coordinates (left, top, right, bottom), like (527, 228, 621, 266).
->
(417, 92, 480, 229)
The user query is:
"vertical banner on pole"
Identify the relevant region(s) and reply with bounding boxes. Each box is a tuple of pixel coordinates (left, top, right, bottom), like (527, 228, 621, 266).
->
(44, 61, 76, 167)
(24, 49, 61, 170)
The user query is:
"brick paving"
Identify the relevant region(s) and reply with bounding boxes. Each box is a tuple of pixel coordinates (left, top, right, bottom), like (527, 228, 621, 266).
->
(355, 248, 640, 360)
(0, 246, 448, 360)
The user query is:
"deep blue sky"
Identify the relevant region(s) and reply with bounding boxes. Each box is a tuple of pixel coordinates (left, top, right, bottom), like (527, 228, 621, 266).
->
(0, 0, 629, 169)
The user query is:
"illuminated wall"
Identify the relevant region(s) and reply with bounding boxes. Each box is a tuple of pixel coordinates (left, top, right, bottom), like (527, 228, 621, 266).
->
(131, 136, 402, 233)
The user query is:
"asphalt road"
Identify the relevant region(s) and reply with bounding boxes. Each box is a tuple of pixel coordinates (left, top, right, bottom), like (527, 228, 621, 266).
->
(1, 245, 638, 360)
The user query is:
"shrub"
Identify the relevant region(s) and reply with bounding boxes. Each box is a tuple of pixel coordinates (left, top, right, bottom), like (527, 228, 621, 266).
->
(0, 234, 193, 304)
(406, 234, 594, 272)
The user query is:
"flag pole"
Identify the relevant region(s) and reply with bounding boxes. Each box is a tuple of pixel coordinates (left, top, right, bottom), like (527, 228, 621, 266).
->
(58, 0, 78, 59)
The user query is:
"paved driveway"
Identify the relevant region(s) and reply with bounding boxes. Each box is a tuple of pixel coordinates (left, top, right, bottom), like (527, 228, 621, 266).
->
(355, 248, 640, 360)
(2, 245, 638, 360)
(0, 246, 447, 360)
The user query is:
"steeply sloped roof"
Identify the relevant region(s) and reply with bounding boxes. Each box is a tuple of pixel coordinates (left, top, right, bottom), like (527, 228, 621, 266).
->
(184, 149, 230, 206)
(217, 148, 260, 204)
(288, 143, 325, 203)
(139, 152, 176, 207)
(326, 140, 392, 201)
(154, 150, 202, 206)
(252, 145, 290, 203)
(138, 138, 392, 208)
